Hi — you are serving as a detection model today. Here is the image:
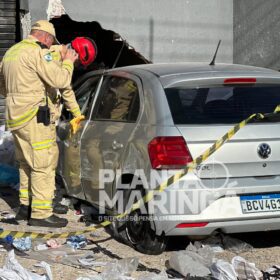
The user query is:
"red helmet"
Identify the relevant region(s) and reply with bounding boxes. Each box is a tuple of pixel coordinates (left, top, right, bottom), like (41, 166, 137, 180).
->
(71, 37, 97, 67)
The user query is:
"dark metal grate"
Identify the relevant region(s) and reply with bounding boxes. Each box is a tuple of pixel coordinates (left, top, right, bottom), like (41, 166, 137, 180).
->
(0, 0, 16, 59)
(0, 0, 16, 125)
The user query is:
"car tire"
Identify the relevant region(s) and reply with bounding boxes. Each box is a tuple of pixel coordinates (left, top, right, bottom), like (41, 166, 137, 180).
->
(111, 186, 167, 255)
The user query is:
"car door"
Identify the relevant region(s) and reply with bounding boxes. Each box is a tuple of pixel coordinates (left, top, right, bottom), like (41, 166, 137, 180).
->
(80, 74, 142, 207)
(57, 75, 101, 200)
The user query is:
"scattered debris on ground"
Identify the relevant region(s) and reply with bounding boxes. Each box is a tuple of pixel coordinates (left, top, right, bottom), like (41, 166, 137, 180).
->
(1, 134, 280, 279)
(0, 250, 52, 280)
(0, 195, 280, 280)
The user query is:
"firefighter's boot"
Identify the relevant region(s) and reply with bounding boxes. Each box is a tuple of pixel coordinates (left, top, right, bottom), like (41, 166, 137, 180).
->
(28, 214, 68, 228)
(15, 204, 30, 221)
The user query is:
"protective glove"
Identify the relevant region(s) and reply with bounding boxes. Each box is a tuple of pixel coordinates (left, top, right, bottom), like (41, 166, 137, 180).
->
(274, 105, 280, 113)
(70, 115, 85, 135)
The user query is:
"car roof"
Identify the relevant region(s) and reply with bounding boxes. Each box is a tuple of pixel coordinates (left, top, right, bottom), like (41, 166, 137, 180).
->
(73, 62, 280, 89)
(109, 62, 278, 77)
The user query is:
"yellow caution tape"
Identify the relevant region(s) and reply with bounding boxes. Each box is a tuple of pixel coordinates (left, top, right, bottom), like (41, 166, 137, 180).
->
(0, 112, 269, 239)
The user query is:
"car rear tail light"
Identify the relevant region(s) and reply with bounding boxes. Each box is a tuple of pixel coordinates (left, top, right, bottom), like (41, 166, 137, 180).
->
(148, 136, 193, 169)
(176, 222, 209, 228)
(223, 78, 256, 84)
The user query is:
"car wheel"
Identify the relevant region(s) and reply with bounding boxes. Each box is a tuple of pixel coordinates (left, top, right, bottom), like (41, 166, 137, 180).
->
(111, 187, 167, 255)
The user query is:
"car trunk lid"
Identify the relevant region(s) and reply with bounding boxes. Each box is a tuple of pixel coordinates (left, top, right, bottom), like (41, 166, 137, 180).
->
(177, 124, 280, 178)
(165, 83, 280, 178)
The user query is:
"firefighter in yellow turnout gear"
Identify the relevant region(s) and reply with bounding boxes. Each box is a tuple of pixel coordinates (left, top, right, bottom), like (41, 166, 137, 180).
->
(0, 20, 81, 227)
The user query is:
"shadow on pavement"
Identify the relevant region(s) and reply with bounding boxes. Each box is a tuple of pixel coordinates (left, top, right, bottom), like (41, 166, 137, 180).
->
(166, 230, 280, 251)
(0, 185, 20, 225)
(232, 231, 280, 248)
(0, 185, 19, 209)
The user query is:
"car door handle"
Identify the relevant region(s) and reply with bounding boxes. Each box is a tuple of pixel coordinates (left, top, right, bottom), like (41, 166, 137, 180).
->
(73, 140, 81, 148)
(112, 140, 124, 150)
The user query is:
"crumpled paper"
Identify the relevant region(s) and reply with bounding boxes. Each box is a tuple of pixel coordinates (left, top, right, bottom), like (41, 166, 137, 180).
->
(66, 235, 87, 250)
(12, 237, 32, 252)
(100, 258, 139, 280)
(169, 242, 213, 277)
(0, 131, 16, 167)
(232, 256, 262, 280)
(210, 259, 237, 280)
(0, 250, 52, 280)
(46, 239, 61, 249)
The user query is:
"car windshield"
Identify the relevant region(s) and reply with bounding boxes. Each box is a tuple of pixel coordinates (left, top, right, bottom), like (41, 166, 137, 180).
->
(165, 85, 280, 124)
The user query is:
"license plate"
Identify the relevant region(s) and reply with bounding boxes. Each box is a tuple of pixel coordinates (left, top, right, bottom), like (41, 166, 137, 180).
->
(240, 194, 280, 214)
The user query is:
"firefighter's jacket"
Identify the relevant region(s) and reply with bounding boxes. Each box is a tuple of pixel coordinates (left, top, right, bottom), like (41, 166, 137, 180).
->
(0, 35, 80, 130)
(46, 45, 81, 121)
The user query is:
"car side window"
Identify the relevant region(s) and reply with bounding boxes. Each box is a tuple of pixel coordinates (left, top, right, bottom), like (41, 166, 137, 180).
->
(92, 76, 140, 122)
(61, 76, 100, 120)
(75, 76, 100, 114)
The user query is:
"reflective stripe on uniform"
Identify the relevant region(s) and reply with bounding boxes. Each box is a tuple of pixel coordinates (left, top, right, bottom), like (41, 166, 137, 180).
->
(32, 139, 55, 150)
(3, 40, 39, 62)
(20, 39, 39, 47)
(70, 107, 81, 116)
(51, 51, 60, 61)
(125, 80, 136, 92)
(31, 200, 52, 209)
(6, 107, 39, 128)
(62, 60, 74, 72)
(19, 189, 29, 198)
(275, 105, 280, 112)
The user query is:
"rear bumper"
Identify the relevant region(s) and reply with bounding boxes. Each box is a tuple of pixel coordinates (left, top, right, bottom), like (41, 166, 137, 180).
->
(162, 217, 280, 236)
(152, 194, 280, 236)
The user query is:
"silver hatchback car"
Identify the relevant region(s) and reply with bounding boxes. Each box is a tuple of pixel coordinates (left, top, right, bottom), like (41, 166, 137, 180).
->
(57, 63, 280, 254)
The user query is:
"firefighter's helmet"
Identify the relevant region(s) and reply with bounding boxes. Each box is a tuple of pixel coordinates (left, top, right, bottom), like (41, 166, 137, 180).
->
(71, 37, 97, 67)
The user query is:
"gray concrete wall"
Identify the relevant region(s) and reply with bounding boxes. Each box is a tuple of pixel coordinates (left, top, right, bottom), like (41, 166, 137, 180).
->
(233, 0, 280, 70)
(28, 0, 233, 63)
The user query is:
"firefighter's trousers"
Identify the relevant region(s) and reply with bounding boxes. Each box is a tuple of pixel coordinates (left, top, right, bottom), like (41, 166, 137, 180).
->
(12, 116, 58, 219)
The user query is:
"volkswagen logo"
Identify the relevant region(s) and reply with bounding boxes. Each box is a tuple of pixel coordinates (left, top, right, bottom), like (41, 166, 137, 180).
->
(257, 143, 271, 159)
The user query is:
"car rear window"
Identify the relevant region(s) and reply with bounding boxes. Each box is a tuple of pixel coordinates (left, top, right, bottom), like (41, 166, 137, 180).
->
(165, 85, 280, 124)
